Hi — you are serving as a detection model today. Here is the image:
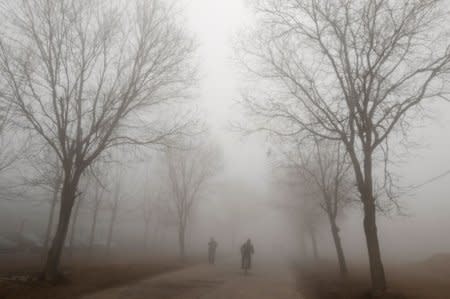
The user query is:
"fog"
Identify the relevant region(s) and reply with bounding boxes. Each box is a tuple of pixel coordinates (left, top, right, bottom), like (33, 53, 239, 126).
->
(0, 1, 450, 297)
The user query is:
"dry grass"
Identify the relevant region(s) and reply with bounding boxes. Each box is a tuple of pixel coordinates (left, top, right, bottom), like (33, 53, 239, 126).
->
(295, 255, 450, 299)
(0, 253, 186, 299)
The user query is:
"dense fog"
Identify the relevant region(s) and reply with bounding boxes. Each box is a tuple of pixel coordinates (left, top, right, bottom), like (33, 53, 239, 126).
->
(0, 2, 450, 297)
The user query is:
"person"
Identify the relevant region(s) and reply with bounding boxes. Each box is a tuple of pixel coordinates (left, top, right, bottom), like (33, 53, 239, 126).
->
(240, 238, 254, 269)
(208, 237, 218, 264)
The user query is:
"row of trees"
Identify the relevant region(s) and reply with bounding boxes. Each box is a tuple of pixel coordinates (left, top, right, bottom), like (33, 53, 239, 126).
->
(0, 0, 216, 282)
(290, 139, 352, 275)
(240, 0, 450, 295)
(37, 153, 216, 261)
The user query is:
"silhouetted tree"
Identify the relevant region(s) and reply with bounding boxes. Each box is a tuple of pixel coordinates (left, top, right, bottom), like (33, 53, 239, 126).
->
(142, 191, 159, 250)
(239, 0, 450, 293)
(0, 0, 196, 280)
(88, 182, 104, 254)
(166, 142, 220, 260)
(68, 194, 82, 255)
(289, 139, 353, 275)
(23, 149, 63, 253)
(106, 181, 121, 254)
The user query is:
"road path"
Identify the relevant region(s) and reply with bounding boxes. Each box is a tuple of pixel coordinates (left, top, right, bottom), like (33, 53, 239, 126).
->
(82, 259, 303, 299)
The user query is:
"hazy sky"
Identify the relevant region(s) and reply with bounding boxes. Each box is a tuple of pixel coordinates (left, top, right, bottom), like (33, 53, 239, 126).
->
(186, 0, 271, 187)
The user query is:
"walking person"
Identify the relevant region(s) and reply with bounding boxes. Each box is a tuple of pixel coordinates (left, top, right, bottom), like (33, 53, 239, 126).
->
(240, 238, 254, 271)
(208, 237, 218, 264)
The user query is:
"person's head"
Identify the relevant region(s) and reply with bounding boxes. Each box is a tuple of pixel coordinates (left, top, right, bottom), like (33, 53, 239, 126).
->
(210, 237, 214, 241)
(247, 238, 251, 244)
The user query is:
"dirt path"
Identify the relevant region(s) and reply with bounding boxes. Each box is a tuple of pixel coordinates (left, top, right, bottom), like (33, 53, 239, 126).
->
(81, 259, 302, 299)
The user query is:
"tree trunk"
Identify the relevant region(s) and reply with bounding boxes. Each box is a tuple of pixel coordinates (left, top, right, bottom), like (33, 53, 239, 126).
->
(231, 229, 236, 253)
(106, 202, 118, 254)
(151, 222, 160, 251)
(43, 169, 62, 255)
(359, 148, 386, 295)
(89, 202, 100, 255)
(363, 197, 386, 295)
(309, 227, 319, 261)
(43, 189, 58, 253)
(43, 178, 77, 281)
(178, 226, 185, 260)
(69, 197, 82, 256)
(143, 220, 150, 250)
(329, 217, 348, 275)
(299, 229, 308, 261)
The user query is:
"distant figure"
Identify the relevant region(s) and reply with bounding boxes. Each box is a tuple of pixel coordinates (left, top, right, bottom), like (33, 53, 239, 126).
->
(240, 238, 254, 269)
(208, 237, 218, 264)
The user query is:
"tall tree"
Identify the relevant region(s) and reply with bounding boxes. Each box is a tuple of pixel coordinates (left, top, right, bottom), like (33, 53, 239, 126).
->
(142, 192, 154, 250)
(166, 143, 220, 260)
(239, 0, 450, 293)
(88, 182, 104, 254)
(290, 139, 353, 275)
(0, 0, 196, 280)
(23, 149, 63, 254)
(68, 194, 82, 255)
(106, 181, 120, 254)
(0, 103, 25, 200)
(44, 166, 63, 253)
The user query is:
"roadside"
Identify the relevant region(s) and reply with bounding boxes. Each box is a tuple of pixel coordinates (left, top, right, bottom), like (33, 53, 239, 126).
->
(295, 255, 450, 299)
(0, 254, 185, 299)
(1, 253, 303, 299)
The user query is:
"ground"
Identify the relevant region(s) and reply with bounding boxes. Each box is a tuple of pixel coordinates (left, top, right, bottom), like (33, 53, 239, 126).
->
(3, 253, 450, 299)
(295, 255, 450, 299)
(0, 253, 185, 299)
(81, 257, 301, 299)
(0, 253, 301, 299)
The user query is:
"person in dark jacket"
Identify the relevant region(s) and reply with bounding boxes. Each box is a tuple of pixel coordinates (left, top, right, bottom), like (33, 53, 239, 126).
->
(208, 237, 218, 264)
(240, 238, 254, 269)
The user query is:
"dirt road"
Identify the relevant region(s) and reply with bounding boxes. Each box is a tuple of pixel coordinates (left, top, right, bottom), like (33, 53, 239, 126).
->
(82, 258, 302, 299)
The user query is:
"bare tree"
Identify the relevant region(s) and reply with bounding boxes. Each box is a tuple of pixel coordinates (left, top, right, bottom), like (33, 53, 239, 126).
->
(141, 190, 166, 251)
(165, 143, 220, 260)
(142, 191, 155, 250)
(151, 199, 175, 251)
(0, 106, 27, 201)
(0, 0, 196, 280)
(22, 149, 63, 253)
(102, 152, 126, 254)
(68, 194, 82, 255)
(106, 181, 120, 254)
(289, 139, 353, 275)
(88, 182, 104, 255)
(239, 0, 450, 293)
(274, 166, 323, 262)
(43, 165, 63, 253)
(306, 222, 319, 261)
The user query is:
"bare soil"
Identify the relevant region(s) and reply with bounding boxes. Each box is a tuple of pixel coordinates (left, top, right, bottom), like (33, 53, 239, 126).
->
(295, 255, 450, 299)
(0, 253, 186, 299)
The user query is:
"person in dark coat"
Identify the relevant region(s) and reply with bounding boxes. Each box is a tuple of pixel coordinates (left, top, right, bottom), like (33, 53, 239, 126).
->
(240, 238, 254, 269)
(208, 237, 218, 264)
